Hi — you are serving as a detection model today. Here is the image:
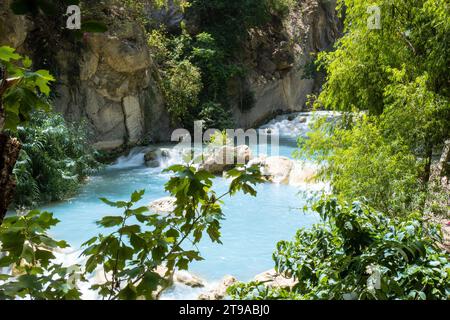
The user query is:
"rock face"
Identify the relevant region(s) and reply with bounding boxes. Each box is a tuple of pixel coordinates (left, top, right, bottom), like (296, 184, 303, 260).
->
(0, 0, 29, 49)
(1, 0, 340, 151)
(53, 4, 171, 151)
(198, 275, 237, 300)
(231, 0, 340, 128)
(1, 1, 171, 151)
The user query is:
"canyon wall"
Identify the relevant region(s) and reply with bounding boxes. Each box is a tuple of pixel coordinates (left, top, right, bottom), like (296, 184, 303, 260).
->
(0, 0, 339, 149)
(230, 0, 340, 128)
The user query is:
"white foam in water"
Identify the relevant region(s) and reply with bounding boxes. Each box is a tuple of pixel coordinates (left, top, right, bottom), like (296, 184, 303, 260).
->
(260, 111, 339, 139)
(110, 147, 148, 169)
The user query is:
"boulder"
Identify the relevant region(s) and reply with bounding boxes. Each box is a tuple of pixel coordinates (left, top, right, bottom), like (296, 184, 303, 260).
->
(236, 145, 253, 164)
(144, 149, 160, 167)
(288, 162, 317, 186)
(198, 275, 237, 300)
(254, 269, 297, 290)
(261, 156, 293, 184)
(174, 271, 205, 288)
(200, 145, 253, 174)
(148, 197, 176, 215)
(144, 149, 158, 162)
(146, 160, 160, 168)
(160, 149, 171, 158)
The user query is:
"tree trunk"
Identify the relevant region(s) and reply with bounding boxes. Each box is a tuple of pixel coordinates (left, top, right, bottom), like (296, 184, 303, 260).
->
(0, 132, 21, 223)
(0, 66, 22, 223)
(423, 142, 434, 184)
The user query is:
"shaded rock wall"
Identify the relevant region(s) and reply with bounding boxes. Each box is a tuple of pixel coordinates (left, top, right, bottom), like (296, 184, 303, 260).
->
(1, 0, 171, 151)
(231, 0, 340, 128)
(1, 0, 340, 149)
(53, 4, 171, 150)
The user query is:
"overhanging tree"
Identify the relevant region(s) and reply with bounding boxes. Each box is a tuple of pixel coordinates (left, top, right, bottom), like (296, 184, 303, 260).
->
(0, 46, 54, 222)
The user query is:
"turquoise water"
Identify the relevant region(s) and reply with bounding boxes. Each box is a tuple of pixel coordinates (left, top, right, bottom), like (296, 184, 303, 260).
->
(38, 113, 329, 295)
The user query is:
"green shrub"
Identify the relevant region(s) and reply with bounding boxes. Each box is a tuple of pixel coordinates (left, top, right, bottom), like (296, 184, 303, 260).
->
(161, 60, 203, 124)
(12, 112, 101, 207)
(199, 101, 235, 130)
(297, 114, 426, 216)
(229, 198, 450, 300)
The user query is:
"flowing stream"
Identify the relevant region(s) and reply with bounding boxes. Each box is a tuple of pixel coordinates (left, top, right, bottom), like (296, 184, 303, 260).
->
(38, 111, 333, 299)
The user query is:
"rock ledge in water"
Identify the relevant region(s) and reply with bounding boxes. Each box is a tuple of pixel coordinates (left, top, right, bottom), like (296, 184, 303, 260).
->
(249, 156, 317, 186)
(174, 271, 206, 288)
(200, 145, 253, 174)
(197, 275, 237, 300)
(148, 197, 176, 215)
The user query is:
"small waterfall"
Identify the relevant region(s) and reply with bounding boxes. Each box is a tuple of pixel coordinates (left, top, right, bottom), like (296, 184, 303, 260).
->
(157, 147, 187, 169)
(108, 146, 188, 171)
(109, 147, 148, 169)
(260, 111, 339, 139)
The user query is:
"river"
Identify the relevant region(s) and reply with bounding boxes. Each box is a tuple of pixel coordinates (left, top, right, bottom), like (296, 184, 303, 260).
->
(39, 111, 333, 299)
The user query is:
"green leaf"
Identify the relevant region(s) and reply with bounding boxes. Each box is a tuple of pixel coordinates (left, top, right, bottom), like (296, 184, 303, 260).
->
(118, 283, 138, 300)
(23, 56, 32, 68)
(131, 190, 145, 203)
(33, 69, 55, 96)
(0, 46, 21, 62)
(97, 216, 124, 228)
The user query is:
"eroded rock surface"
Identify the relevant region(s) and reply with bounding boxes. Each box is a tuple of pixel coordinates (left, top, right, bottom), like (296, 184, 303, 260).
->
(254, 269, 298, 290)
(198, 275, 237, 300)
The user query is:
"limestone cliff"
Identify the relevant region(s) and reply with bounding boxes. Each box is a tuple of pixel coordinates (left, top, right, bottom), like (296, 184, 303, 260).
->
(1, 0, 171, 151)
(0, 0, 340, 150)
(230, 0, 340, 128)
(53, 7, 171, 150)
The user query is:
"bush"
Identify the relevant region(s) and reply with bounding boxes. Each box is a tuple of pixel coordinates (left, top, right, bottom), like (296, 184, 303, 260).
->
(0, 210, 84, 300)
(161, 60, 203, 125)
(199, 101, 235, 130)
(297, 114, 425, 215)
(229, 198, 450, 300)
(12, 112, 101, 207)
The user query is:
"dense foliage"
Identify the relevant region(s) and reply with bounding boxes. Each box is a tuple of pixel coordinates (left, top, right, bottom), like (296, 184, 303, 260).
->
(298, 0, 450, 216)
(231, 0, 450, 301)
(229, 198, 450, 300)
(0, 210, 84, 299)
(0, 46, 53, 131)
(12, 112, 101, 207)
